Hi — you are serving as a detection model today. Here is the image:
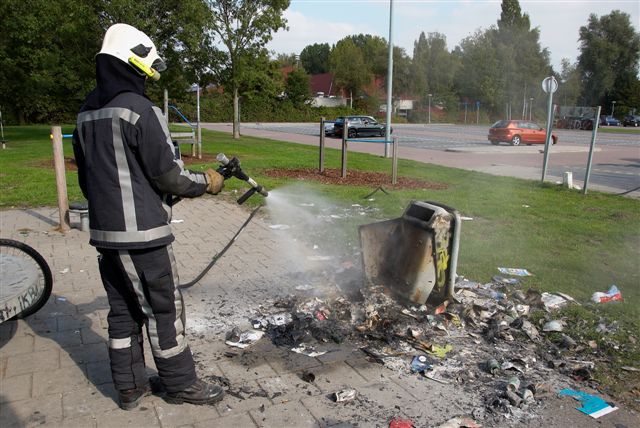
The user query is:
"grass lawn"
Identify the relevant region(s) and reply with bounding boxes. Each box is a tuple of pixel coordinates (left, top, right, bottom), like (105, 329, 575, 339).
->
(1, 125, 639, 392)
(598, 126, 640, 134)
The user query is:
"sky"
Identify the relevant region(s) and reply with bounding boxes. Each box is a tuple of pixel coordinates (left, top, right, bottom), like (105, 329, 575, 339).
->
(266, 0, 640, 72)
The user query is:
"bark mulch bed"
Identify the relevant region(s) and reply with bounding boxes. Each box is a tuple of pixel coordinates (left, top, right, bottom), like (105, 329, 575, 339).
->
(263, 168, 448, 190)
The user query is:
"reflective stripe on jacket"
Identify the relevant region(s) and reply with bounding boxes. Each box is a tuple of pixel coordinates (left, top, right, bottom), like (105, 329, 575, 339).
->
(72, 92, 207, 249)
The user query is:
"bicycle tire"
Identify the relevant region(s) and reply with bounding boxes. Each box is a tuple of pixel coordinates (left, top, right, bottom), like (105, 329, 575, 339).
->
(0, 238, 53, 321)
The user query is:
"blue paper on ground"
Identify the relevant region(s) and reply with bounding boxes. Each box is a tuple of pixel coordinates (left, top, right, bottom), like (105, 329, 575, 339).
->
(558, 388, 618, 418)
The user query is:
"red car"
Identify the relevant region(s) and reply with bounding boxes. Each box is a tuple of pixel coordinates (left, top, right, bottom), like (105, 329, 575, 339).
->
(488, 120, 558, 146)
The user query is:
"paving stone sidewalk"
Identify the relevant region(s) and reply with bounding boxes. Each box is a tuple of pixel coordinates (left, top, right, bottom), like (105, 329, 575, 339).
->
(1, 198, 638, 428)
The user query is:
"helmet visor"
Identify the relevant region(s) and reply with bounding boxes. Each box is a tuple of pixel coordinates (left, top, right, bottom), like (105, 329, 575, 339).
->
(152, 58, 167, 72)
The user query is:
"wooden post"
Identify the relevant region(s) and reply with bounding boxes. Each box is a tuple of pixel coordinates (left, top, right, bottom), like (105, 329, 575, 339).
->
(341, 119, 348, 178)
(392, 138, 398, 185)
(319, 117, 325, 173)
(51, 126, 70, 232)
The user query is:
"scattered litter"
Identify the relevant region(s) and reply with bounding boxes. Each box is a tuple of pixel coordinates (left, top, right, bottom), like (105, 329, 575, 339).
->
(333, 388, 357, 403)
(426, 344, 453, 359)
(300, 371, 316, 383)
(306, 255, 333, 261)
(591, 285, 622, 304)
(497, 268, 532, 276)
(560, 334, 577, 349)
(225, 329, 264, 349)
(56, 296, 67, 302)
(506, 376, 520, 393)
(596, 322, 618, 334)
(522, 204, 530, 208)
(300, 203, 315, 207)
(543, 320, 565, 332)
(558, 388, 618, 419)
(410, 355, 432, 373)
(621, 366, 640, 372)
(460, 216, 474, 221)
(519, 388, 534, 402)
(424, 369, 450, 384)
(506, 389, 523, 406)
(291, 343, 326, 357)
(486, 358, 500, 375)
(540, 293, 570, 311)
(252, 312, 292, 329)
(170, 219, 184, 223)
(492, 276, 520, 285)
(588, 340, 598, 349)
(59, 268, 69, 274)
(390, 418, 415, 428)
(501, 362, 525, 373)
(268, 224, 290, 230)
(295, 284, 314, 291)
(438, 416, 481, 428)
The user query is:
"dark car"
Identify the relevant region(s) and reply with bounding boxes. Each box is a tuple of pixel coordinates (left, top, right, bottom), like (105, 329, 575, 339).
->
(600, 115, 621, 126)
(623, 115, 640, 127)
(332, 116, 392, 138)
(488, 120, 557, 146)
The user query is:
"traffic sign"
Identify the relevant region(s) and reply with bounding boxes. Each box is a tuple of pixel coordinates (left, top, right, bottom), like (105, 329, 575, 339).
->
(542, 76, 558, 94)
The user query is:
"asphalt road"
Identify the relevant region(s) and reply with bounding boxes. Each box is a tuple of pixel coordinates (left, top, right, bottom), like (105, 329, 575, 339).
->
(202, 122, 640, 197)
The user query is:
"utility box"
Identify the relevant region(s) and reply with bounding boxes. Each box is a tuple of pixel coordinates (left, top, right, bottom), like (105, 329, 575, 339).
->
(359, 201, 460, 304)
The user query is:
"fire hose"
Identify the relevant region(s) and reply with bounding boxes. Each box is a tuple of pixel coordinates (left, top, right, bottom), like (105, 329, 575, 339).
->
(179, 153, 267, 289)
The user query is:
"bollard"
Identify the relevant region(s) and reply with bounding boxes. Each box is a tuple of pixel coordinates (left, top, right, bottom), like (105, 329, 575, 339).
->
(51, 126, 70, 232)
(319, 117, 325, 173)
(563, 171, 573, 189)
(341, 119, 348, 178)
(391, 137, 397, 185)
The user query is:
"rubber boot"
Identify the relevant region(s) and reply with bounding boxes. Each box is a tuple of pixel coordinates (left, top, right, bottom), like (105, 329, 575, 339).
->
(165, 379, 225, 405)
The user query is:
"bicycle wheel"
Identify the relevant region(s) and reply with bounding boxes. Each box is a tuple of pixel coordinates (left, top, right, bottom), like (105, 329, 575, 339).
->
(0, 238, 53, 322)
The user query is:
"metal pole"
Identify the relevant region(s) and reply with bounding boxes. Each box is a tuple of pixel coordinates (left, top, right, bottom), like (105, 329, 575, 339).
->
(384, 0, 394, 158)
(0, 108, 5, 149)
(51, 126, 70, 232)
(529, 98, 533, 120)
(476, 104, 479, 124)
(196, 84, 201, 159)
(163, 89, 168, 119)
(319, 117, 325, 173)
(341, 119, 348, 178)
(541, 85, 555, 183)
(391, 138, 398, 185)
(464, 103, 467, 124)
(583, 106, 601, 195)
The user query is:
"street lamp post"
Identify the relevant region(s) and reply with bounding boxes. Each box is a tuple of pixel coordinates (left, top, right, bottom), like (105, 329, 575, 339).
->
(428, 93, 432, 124)
(611, 101, 617, 116)
(529, 97, 534, 120)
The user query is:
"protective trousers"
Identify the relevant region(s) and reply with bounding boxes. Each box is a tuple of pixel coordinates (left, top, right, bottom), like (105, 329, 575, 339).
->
(97, 245, 197, 393)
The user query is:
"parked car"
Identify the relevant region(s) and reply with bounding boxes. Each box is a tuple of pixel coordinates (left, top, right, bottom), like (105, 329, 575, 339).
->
(488, 120, 557, 146)
(332, 116, 392, 138)
(324, 121, 335, 136)
(623, 115, 640, 127)
(599, 115, 621, 126)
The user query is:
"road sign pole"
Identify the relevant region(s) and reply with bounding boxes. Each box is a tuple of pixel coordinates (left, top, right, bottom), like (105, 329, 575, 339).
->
(583, 106, 601, 195)
(541, 76, 558, 183)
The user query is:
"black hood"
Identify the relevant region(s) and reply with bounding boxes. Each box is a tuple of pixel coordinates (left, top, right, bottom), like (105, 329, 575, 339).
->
(84, 54, 147, 110)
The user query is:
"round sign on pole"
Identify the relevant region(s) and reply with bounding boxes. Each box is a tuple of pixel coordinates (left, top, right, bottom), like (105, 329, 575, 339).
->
(542, 76, 558, 94)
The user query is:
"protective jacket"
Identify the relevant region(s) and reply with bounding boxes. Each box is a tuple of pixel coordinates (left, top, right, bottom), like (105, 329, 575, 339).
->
(72, 55, 207, 249)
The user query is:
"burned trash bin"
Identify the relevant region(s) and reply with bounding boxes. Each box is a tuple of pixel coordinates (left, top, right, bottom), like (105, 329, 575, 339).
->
(359, 201, 460, 305)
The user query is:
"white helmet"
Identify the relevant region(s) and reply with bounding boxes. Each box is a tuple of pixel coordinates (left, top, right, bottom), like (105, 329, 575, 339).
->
(99, 23, 166, 81)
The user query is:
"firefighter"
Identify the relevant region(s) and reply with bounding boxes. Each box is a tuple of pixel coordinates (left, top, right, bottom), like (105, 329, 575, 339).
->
(72, 23, 225, 410)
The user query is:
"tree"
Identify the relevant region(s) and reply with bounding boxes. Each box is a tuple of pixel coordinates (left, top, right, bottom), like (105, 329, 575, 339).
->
(98, 0, 220, 104)
(329, 39, 370, 106)
(206, 0, 290, 138)
(0, 0, 100, 123)
(578, 10, 640, 111)
(300, 43, 330, 75)
(344, 34, 387, 76)
(284, 68, 311, 106)
(411, 32, 458, 105)
(556, 58, 582, 107)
